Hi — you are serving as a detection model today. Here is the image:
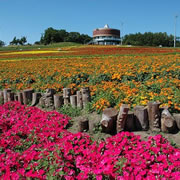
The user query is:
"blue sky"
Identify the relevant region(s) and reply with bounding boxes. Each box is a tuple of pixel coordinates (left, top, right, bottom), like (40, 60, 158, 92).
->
(0, 0, 180, 44)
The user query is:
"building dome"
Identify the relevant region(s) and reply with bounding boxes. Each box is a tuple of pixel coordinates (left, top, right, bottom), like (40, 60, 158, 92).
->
(104, 24, 109, 28)
(92, 25, 120, 45)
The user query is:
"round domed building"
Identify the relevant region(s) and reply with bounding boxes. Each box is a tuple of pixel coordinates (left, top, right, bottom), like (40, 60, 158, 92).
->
(92, 24, 120, 45)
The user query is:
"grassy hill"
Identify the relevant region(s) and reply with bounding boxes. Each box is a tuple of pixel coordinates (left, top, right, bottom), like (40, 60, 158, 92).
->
(0, 42, 82, 51)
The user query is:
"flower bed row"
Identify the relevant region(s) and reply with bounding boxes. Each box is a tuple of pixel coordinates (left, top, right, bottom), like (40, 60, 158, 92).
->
(0, 51, 179, 113)
(0, 102, 180, 179)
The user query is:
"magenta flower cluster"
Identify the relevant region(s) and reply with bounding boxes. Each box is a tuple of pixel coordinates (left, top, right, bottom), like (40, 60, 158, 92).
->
(0, 102, 180, 179)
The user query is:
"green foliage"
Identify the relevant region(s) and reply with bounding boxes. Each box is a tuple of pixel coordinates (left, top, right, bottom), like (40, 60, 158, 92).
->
(147, 83, 162, 94)
(89, 73, 111, 85)
(0, 40, 5, 47)
(27, 148, 68, 179)
(0, 42, 81, 51)
(80, 34, 92, 44)
(57, 104, 82, 117)
(92, 122, 102, 134)
(64, 32, 81, 43)
(115, 157, 127, 175)
(135, 72, 152, 82)
(10, 36, 27, 45)
(40, 27, 67, 45)
(40, 27, 92, 45)
(34, 41, 41, 45)
(123, 32, 175, 47)
(19, 36, 27, 45)
(69, 73, 89, 85)
(10, 37, 18, 45)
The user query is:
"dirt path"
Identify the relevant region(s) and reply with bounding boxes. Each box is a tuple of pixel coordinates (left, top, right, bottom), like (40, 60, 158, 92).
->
(68, 112, 180, 148)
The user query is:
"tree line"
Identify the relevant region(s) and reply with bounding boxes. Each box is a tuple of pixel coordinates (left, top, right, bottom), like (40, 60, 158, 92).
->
(0, 30, 180, 47)
(123, 32, 180, 47)
(35, 27, 92, 45)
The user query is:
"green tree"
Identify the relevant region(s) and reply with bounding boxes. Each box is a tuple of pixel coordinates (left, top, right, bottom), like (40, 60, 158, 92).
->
(65, 32, 81, 42)
(10, 36, 18, 45)
(19, 36, 27, 45)
(41, 27, 67, 45)
(10, 36, 27, 45)
(40, 27, 92, 45)
(0, 40, 5, 47)
(57, 29, 68, 42)
(79, 34, 92, 44)
(123, 32, 175, 47)
(34, 41, 41, 45)
(41, 27, 56, 44)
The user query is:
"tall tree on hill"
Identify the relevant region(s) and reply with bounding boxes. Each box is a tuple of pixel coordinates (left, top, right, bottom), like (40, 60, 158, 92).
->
(41, 28, 68, 44)
(10, 37, 18, 45)
(10, 36, 27, 45)
(41, 27, 56, 45)
(19, 36, 27, 45)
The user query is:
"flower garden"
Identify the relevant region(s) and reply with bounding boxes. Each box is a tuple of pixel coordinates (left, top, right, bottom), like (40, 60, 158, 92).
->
(0, 102, 180, 179)
(0, 46, 180, 112)
(0, 45, 180, 179)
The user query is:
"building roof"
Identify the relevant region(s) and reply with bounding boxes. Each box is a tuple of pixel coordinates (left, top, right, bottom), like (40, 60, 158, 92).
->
(104, 24, 109, 28)
(93, 25, 120, 38)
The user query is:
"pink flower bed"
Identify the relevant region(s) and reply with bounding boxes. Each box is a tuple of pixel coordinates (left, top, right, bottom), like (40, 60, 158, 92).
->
(0, 102, 180, 179)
